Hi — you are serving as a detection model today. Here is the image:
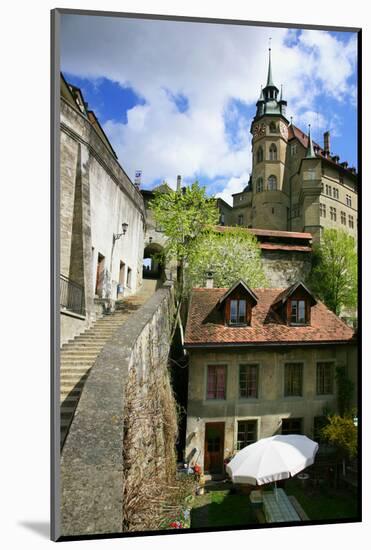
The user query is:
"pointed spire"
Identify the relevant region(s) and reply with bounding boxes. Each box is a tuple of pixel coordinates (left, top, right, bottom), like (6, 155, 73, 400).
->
(306, 124, 316, 159)
(266, 47, 275, 87)
(258, 85, 264, 101)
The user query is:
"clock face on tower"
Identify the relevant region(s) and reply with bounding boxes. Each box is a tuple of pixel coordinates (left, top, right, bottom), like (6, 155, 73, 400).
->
(279, 121, 288, 140)
(253, 123, 266, 138)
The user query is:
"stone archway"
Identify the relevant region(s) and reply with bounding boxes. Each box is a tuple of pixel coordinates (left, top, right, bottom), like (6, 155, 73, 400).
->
(143, 242, 164, 279)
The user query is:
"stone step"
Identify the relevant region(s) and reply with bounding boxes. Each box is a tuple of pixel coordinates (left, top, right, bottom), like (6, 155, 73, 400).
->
(61, 354, 97, 359)
(61, 343, 104, 357)
(71, 336, 111, 341)
(60, 395, 80, 406)
(60, 369, 91, 377)
(62, 341, 104, 347)
(61, 417, 71, 428)
(60, 406, 76, 417)
(60, 390, 81, 401)
(60, 363, 95, 369)
(60, 379, 88, 389)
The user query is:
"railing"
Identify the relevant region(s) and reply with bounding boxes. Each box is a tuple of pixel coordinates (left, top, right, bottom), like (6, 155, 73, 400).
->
(60, 274, 86, 316)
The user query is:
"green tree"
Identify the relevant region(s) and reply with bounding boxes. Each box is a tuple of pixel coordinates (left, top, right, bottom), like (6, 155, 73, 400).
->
(335, 366, 354, 416)
(321, 414, 357, 459)
(309, 229, 357, 316)
(149, 182, 219, 294)
(185, 227, 267, 293)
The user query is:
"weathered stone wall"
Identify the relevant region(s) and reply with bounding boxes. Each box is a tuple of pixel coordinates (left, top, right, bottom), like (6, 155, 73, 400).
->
(59, 284, 176, 537)
(60, 97, 145, 344)
(261, 250, 312, 287)
(185, 344, 357, 470)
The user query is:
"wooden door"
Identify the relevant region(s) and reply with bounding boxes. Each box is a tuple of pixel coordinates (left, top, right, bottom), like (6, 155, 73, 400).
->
(204, 422, 225, 474)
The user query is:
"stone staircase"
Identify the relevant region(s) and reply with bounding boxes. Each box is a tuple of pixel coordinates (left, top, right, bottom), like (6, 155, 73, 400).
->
(60, 279, 161, 448)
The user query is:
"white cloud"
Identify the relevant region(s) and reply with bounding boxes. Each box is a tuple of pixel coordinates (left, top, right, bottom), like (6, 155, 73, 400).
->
(215, 172, 250, 206)
(61, 16, 357, 201)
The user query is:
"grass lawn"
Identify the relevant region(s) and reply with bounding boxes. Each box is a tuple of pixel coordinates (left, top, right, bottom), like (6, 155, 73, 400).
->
(191, 484, 257, 528)
(190, 479, 358, 529)
(284, 478, 358, 521)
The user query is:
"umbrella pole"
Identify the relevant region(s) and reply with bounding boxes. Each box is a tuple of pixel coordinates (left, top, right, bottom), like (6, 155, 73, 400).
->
(274, 481, 278, 501)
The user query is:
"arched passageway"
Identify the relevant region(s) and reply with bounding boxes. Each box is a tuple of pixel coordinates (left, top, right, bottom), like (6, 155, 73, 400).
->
(143, 242, 164, 279)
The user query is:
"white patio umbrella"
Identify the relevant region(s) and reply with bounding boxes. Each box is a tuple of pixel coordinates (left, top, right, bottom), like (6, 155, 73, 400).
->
(226, 434, 318, 492)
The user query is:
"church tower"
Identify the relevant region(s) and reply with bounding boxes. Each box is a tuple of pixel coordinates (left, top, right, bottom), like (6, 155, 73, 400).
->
(250, 48, 290, 230)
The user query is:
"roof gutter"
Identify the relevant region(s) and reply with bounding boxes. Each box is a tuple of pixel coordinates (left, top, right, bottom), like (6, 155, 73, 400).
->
(184, 340, 355, 350)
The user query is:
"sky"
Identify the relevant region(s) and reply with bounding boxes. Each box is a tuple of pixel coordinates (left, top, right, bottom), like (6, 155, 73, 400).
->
(61, 15, 358, 205)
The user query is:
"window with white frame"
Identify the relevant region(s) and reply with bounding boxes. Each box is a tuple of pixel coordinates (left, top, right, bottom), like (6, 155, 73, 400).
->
(239, 365, 259, 398)
(284, 363, 303, 396)
(237, 420, 257, 450)
(256, 177, 263, 193)
(269, 143, 278, 160)
(206, 365, 227, 400)
(316, 362, 334, 395)
(267, 175, 277, 191)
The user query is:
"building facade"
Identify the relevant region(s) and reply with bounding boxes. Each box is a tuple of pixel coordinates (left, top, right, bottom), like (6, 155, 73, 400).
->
(226, 50, 358, 243)
(60, 75, 146, 344)
(184, 280, 356, 475)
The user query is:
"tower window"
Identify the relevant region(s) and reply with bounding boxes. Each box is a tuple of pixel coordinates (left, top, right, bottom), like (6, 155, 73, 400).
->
(267, 175, 277, 191)
(256, 177, 263, 193)
(269, 122, 277, 133)
(346, 194, 352, 207)
(341, 211, 346, 225)
(349, 215, 354, 229)
(291, 144, 297, 156)
(320, 203, 326, 218)
(257, 147, 263, 163)
(269, 143, 278, 161)
(330, 206, 337, 221)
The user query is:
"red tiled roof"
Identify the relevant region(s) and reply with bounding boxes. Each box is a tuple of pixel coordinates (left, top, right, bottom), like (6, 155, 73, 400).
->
(214, 226, 312, 241)
(288, 124, 357, 176)
(184, 287, 354, 347)
(260, 243, 312, 252)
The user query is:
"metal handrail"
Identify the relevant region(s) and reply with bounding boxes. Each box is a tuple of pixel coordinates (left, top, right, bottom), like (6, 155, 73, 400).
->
(60, 274, 86, 316)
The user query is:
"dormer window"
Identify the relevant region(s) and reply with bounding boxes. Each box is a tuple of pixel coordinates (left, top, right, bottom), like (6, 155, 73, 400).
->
(290, 299, 306, 325)
(218, 280, 258, 328)
(271, 281, 316, 326)
(230, 299, 246, 325)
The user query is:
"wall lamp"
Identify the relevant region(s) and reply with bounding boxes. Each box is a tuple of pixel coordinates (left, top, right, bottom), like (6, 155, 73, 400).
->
(113, 222, 129, 242)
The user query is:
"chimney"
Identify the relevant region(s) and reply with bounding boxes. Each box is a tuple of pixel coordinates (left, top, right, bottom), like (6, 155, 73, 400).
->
(323, 131, 330, 155)
(206, 271, 214, 289)
(176, 174, 182, 192)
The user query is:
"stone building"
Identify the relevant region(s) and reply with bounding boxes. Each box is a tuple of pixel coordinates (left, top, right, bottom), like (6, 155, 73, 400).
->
(141, 182, 171, 281)
(184, 279, 356, 476)
(225, 50, 358, 243)
(60, 74, 146, 344)
(215, 226, 313, 287)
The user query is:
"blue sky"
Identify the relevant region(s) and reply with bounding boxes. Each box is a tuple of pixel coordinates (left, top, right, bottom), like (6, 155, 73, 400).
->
(61, 16, 357, 204)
